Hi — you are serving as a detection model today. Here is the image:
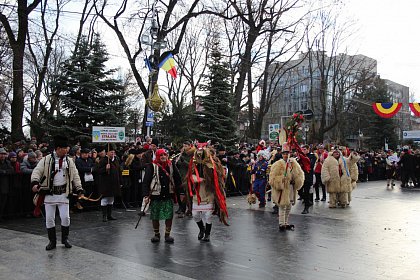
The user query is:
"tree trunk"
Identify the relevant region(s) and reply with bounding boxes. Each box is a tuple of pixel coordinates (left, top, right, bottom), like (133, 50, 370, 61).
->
(11, 50, 25, 141)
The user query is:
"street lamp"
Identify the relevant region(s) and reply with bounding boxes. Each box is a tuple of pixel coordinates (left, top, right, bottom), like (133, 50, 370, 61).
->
(140, 5, 167, 137)
(359, 129, 364, 150)
(304, 125, 309, 144)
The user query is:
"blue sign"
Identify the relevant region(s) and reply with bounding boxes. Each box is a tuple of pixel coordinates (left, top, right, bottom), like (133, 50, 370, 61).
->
(146, 121, 154, 127)
(147, 112, 154, 122)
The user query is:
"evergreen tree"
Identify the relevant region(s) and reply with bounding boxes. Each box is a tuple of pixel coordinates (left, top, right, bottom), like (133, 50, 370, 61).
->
(51, 34, 125, 138)
(191, 37, 237, 148)
(354, 77, 398, 150)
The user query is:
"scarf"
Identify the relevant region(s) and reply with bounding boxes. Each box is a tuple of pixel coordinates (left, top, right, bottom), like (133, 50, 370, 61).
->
(153, 149, 171, 171)
(53, 151, 68, 172)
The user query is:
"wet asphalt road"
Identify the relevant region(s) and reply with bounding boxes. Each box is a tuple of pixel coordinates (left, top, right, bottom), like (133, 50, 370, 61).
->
(1, 180, 419, 280)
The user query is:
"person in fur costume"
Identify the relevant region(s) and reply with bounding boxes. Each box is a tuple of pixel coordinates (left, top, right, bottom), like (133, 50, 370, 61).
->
(346, 150, 360, 205)
(321, 148, 355, 208)
(185, 143, 228, 242)
(174, 141, 196, 217)
(269, 143, 304, 231)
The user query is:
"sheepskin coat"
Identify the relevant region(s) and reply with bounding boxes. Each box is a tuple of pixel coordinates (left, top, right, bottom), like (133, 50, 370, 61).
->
(321, 152, 353, 193)
(269, 157, 304, 207)
(348, 152, 360, 190)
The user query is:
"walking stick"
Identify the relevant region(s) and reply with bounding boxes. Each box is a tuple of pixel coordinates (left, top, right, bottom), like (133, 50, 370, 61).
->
(135, 197, 150, 229)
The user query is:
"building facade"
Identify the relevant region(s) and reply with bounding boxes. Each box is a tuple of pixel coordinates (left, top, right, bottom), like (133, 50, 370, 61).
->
(261, 51, 409, 145)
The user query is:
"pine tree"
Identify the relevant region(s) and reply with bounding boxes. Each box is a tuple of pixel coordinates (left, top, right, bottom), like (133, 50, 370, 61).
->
(51, 34, 125, 138)
(355, 78, 398, 150)
(192, 37, 237, 148)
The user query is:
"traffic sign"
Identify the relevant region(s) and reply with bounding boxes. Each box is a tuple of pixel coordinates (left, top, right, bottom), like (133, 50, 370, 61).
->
(146, 121, 154, 127)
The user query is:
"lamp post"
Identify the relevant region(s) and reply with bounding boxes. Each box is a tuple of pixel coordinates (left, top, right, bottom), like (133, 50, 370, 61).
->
(304, 125, 309, 144)
(141, 2, 167, 137)
(358, 129, 363, 150)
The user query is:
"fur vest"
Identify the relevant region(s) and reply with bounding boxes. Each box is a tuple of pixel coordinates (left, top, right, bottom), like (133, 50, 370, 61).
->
(268, 158, 304, 207)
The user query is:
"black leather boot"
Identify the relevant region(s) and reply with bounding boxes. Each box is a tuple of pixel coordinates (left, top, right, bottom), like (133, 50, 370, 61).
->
(61, 226, 72, 248)
(197, 220, 205, 240)
(46, 227, 56, 251)
(107, 205, 116, 220)
(203, 223, 212, 242)
(102, 206, 108, 222)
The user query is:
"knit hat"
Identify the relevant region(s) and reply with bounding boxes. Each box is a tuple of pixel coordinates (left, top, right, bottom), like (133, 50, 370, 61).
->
(0, 148, 7, 154)
(27, 152, 37, 159)
(8, 152, 17, 158)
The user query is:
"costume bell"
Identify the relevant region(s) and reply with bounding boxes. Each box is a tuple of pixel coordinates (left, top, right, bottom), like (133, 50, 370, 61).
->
(31, 136, 84, 250)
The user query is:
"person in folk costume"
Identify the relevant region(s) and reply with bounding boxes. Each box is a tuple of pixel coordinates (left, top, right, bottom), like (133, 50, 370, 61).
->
(31, 135, 84, 250)
(175, 141, 196, 217)
(321, 148, 354, 208)
(251, 150, 270, 208)
(344, 149, 360, 206)
(186, 143, 229, 242)
(314, 144, 328, 201)
(269, 142, 304, 231)
(142, 149, 182, 243)
(385, 150, 398, 189)
(299, 144, 317, 214)
(96, 144, 122, 222)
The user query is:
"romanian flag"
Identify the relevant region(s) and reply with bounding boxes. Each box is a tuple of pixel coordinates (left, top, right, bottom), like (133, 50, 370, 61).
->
(409, 103, 420, 117)
(372, 103, 402, 118)
(158, 53, 177, 79)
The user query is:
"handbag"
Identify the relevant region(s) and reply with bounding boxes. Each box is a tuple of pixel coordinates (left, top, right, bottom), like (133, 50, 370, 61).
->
(84, 173, 94, 182)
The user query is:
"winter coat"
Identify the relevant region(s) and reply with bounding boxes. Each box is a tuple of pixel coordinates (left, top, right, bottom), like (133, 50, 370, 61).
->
(142, 162, 181, 200)
(95, 156, 122, 197)
(268, 157, 304, 207)
(30, 154, 83, 196)
(75, 157, 95, 186)
(321, 153, 352, 193)
(20, 158, 38, 174)
(348, 152, 360, 190)
(0, 159, 14, 194)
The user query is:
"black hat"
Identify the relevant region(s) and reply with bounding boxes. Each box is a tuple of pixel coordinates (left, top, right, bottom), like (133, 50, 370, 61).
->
(53, 135, 69, 148)
(108, 144, 116, 152)
(218, 145, 226, 151)
(96, 145, 106, 153)
(151, 138, 159, 146)
(80, 148, 90, 154)
(128, 149, 140, 155)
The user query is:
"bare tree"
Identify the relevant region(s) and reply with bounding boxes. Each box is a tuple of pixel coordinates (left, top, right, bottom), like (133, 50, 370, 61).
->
(0, 0, 42, 141)
(227, 0, 299, 117)
(305, 3, 376, 142)
(93, 0, 230, 134)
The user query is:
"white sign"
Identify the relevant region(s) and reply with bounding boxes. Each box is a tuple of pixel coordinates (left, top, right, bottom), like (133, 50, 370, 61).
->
(402, 130, 420, 139)
(92, 126, 126, 143)
(268, 123, 280, 141)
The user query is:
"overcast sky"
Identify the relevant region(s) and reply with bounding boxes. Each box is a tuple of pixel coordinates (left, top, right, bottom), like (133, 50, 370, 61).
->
(346, 0, 420, 100)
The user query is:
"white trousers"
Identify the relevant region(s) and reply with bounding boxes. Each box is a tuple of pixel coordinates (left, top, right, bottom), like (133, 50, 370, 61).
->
(193, 210, 213, 224)
(101, 196, 114, 206)
(45, 203, 70, 228)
